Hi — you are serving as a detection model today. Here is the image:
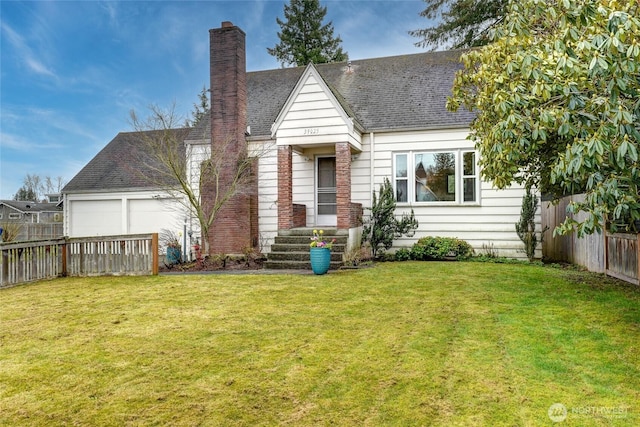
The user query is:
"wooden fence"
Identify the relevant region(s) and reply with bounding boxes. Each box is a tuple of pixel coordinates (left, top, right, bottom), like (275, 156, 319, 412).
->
(605, 233, 639, 285)
(542, 194, 639, 285)
(0, 234, 159, 288)
(541, 194, 605, 273)
(19, 223, 64, 241)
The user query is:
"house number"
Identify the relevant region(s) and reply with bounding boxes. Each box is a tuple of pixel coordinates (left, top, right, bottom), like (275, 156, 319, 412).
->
(304, 128, 320, 135)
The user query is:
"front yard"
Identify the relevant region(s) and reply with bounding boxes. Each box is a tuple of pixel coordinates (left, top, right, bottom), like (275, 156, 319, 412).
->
(1, 262, 638, 426)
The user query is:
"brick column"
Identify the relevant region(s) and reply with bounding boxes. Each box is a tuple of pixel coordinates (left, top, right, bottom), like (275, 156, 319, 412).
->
(278, 145, 294, 230)
(336, 142, 352, 230)
(207, 22, 252, 254)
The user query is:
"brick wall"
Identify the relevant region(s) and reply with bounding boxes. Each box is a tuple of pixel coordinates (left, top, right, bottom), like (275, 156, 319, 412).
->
(293, 204, 307, 228)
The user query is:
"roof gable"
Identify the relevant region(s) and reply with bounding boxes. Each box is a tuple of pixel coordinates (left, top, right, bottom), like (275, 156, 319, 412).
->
(271, 64, 359, 150)
(271, 64, 360, 137)
(246, 50, 475, 137)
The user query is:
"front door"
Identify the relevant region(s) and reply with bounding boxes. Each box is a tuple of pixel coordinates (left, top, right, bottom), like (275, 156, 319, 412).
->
(316, 156, 337, 226)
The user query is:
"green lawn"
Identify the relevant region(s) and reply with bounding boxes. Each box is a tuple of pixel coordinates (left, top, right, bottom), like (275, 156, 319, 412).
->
(1, 262, 638, 426)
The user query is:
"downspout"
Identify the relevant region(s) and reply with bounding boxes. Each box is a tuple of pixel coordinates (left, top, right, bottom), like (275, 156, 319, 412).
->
(369, 132, 375, 209)
(62, 193, 68, 236)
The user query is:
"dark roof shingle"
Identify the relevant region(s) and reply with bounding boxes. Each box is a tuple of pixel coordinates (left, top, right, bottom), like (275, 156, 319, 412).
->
(0, 200, 62, 212)
(66, 50, 473, 193)
(63, 128, 190, 193)
(246, 49, 475, 135)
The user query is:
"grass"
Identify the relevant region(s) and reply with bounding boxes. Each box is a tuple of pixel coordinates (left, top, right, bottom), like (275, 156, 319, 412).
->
(0, 262, 638, 426)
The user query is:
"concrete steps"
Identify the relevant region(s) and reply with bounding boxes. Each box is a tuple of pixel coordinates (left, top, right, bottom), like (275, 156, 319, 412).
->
(265, 228, 346, 270)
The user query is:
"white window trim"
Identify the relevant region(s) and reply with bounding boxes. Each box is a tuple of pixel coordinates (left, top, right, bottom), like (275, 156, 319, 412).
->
(8, 213, 21, 219)
(393, 149, 480, 206)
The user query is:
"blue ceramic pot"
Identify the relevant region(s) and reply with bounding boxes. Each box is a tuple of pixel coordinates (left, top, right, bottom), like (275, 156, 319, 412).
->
(166, 247, 181, 265)
(310, 247, 331, 275)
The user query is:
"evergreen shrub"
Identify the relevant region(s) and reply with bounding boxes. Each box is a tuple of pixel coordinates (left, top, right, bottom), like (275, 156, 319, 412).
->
(410, 236, 473, 261)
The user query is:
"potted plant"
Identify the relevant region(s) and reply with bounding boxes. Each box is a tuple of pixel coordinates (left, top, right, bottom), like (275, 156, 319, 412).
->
(160, 229, 182, 265)
(309, 229, 335, 275)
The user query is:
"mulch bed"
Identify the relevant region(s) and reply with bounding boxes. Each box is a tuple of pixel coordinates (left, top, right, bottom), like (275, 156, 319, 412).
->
(160, 254, 266, 273)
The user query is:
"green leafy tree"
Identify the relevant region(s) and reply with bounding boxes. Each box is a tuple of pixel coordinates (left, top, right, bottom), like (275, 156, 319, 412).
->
(448, 0, 640, 236)
(363, 178, 418, 257)
(410, 0, 507, 50)
(268, 0, 347, 67)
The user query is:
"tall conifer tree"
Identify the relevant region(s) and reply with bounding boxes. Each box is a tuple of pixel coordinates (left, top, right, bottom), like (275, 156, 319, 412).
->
(410, 0, 507, 50)
(268, 0, 347, 67)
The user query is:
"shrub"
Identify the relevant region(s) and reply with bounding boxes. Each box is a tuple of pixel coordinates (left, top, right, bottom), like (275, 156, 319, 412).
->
(410, 236, 473, 261)
(377, 252, 396, 262)
(394, 248, 411, 261)
(515, 187, 539, 261)
(363, 178, 418, 258)
(0, 222, 23, 242)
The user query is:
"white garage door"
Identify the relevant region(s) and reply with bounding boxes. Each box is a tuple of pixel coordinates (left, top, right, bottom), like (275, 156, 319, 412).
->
(128, 199, 182, 234)
(68, 199, 122, 237)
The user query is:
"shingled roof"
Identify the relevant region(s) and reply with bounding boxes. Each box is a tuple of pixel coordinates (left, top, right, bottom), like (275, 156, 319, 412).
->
(63, 128, 190, 193)
(70, 50, 474, 193)
(188, 49, 475, 140)
(0, 200, 62, 213)
(254, 49, 474, 136)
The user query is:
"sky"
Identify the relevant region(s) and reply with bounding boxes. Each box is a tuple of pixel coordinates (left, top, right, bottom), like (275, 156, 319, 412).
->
(0, 0, 431, 200)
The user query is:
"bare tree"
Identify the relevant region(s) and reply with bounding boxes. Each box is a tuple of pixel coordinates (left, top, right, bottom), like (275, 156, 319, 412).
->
(129, 103, 268, 256)
(44, 176, 65, 195)
(13, 174, 65, 202)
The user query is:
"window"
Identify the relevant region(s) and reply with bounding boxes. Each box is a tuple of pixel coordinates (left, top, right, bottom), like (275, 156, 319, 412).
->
(9, 213, 21, 219)
(462, 151, 477, 203)
(394, 154, 408, 202)
(393, 150, 478, 204)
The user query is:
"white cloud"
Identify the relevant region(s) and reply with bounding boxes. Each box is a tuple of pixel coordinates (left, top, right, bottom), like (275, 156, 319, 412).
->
(100, 1, 119, 28)
(0, 131, 63, 152)
(0, 21, 58, 79)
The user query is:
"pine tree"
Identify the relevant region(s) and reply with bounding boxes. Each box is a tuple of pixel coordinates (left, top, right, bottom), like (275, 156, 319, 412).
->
(268, 0, 347, 67)
(515, 187, 539, 262)
(363, 178, 418, 257)
(184, 86, 209, 128)
(409, 0, 507, 50)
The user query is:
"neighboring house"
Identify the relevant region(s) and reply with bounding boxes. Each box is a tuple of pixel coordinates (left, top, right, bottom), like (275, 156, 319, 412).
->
(0, 200, 63, 223)
(64, 22, 539, 259)
(0, 200, 64, 241)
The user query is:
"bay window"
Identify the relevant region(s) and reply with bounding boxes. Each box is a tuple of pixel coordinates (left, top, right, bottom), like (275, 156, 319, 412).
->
(393, 150, 479, 204)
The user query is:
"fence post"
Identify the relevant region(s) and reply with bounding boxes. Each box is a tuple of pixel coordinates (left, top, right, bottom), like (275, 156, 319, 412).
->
(604, 229, 609, 272)
(151, 233, 159, 275)
(61, 239, 68, 277)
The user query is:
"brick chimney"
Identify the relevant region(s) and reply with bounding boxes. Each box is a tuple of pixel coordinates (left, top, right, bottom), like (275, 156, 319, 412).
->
(206, 22, 254, 254)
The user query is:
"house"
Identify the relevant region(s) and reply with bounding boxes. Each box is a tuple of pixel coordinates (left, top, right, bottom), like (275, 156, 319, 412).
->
(0, 200, 63, 224)
(63, 22, 539, 261)
(0, 200, 64, 241)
